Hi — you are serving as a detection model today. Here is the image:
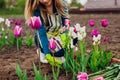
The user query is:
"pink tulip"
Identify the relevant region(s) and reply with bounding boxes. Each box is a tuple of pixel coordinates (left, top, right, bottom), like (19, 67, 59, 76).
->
(77, 72, 88, 80)
(29, 16, 42, 29)
(9, 19, 14, 24)
(49, 38, 56, 50)
(101, 19, 109, 27)
(14, 25, 22, 38)
(64, 19, 70, 25)
(89, 19, 95, 27)
(94, 77, 105, 80)
(103, 36, 108, 42)
(64, 19, 70, 29)
(91, 29, 100, 37)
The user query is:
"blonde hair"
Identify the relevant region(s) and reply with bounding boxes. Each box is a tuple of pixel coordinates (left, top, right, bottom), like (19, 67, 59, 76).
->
(24, 0, 69, 24)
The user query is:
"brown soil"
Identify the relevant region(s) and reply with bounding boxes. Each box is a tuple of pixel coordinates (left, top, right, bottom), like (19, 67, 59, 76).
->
(0, 13, 120, 80)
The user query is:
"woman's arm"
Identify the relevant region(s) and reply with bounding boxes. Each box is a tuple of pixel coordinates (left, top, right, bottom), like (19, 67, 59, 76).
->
(34, 9, 51, 55)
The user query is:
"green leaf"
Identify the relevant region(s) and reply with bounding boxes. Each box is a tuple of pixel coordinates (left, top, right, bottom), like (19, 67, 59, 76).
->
(23, 70, 28, 80)
(25, 36, 33, 47)
(33, 63, 38, 75)
(16, 64, 23, 79)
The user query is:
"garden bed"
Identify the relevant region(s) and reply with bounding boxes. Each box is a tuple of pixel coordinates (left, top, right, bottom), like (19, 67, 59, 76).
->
(0, 13, 120, 80)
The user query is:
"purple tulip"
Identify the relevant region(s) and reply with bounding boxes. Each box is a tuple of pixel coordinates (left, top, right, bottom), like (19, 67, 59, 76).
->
(49, 38, 56, 50)
(103, 36, 108, 42)
(29, 16, 42, 29)
(9, 19, 14, 24)
(74, 27, 77, 33)
(77, 72, 88, 80)
(15, 20, 22, 25)
(101, 19, 109, 27)
(91, 29, 100, 37)
(94, 77, 105, 80)
(14, 25, 22, 38)
(89, 19, 95, 27)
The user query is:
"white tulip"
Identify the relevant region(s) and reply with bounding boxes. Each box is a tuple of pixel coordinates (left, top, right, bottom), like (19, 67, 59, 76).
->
(77, 26, 86, 40)
(69, 27, 77, 38)
(5, 19, 10, 27)
(0, 17, 5, 23)
(74, 23, 81, 31)
(93, 34, 101, 45)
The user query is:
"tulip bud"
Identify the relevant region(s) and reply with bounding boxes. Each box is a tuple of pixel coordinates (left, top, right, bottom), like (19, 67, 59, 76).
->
(89, 19, 95, 27)
(103, 36, 108, 42)
(101, 19, 108, 27)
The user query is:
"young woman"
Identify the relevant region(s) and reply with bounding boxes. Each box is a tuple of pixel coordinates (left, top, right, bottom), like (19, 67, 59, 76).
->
(24, 0, 70, 66)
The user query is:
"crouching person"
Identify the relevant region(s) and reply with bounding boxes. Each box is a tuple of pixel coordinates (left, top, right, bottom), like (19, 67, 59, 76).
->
(24, 0, 70, 66)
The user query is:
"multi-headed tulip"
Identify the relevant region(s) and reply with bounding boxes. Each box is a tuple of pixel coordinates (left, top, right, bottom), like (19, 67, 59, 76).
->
(101, 19, 108, 27)
(29, 16, 42, 29)
(14, 25, 22, 38)
(89, 19, 95, 27)
(74, 23, 86, 40)
(77, 72, 88, 80)
(49, 38, 56, 50)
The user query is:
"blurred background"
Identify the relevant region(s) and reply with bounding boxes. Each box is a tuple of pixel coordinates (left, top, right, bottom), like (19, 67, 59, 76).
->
(0, 0, 120, 15)
(0, 0, 25, 15)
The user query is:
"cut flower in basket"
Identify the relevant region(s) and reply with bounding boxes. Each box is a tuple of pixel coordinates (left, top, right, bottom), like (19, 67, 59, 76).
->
(94, 77, 105, 80)
(77, 72, 88, 80)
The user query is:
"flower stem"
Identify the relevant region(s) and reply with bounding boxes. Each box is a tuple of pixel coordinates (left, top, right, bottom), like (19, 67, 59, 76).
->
(17, 38, 19, 52)
(37, 31, 41, 70)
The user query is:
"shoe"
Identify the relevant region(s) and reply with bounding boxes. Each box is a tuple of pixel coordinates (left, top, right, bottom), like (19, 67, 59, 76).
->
(45, 54, 62, 66)
(37, 49, 48, 63)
